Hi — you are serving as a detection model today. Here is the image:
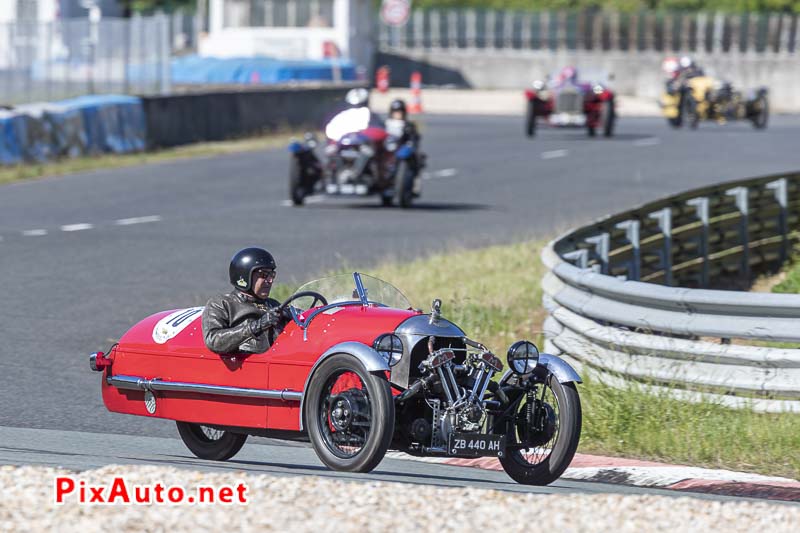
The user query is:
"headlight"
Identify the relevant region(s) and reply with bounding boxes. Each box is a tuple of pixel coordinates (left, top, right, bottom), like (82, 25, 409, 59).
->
(374, 334, 403, 367)
(360, 144, 375, 157)
(532, 80, 545, 91)
(507, 341, 539, 375)
(592, 84, 604, 95)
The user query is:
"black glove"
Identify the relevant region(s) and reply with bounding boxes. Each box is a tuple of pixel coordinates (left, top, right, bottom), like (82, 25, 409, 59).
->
(280, 306, 295, 322)
(249, 309, 280, 336)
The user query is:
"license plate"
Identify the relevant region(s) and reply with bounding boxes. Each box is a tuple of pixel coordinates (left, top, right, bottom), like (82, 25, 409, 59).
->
(447, 433, 505, 457)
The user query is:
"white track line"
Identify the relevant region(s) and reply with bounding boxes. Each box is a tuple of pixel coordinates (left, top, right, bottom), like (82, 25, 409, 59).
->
(430, 168, 458, 179)
(22, 229, 47, 237)
(633, 137, 661, 147)
(115, 216, 162, 226)
(541, 149, 568, 160)
(61, 223, 93, 232)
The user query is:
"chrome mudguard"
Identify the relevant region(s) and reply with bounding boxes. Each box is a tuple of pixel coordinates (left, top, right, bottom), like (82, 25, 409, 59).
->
(500, 353, 582, 385)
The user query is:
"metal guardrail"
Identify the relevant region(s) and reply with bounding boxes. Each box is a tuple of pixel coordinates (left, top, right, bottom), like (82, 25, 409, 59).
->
(543, 172, 800, 413)
(380, 9, 800, 55)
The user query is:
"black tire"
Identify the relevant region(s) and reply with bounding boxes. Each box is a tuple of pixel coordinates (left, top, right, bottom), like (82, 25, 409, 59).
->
(394, 160, 415, 209)
(176, 422, 247, 461)
(603, 99, 615, 137)
(289, 158, 307, 206)
(686, 94, 700, 130)
(305, 354, 394, 473)
(587, 125, 596, 137)
(381, 194, 393, 207)
(752, 95, 769, 130)
(499, 377, 581, 486)
(525, 100, 536, 138)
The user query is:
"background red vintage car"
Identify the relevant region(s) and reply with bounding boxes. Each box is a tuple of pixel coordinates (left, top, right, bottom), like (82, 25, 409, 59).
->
(525, 66, 616, 138)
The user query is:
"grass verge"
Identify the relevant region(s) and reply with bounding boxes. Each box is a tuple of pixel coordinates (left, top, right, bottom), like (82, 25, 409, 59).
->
(277, 239, 798, 479)
(0, 130, 305, 186)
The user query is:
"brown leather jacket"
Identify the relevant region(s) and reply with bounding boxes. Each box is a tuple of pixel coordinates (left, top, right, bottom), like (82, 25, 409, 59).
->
(202, 290, 282, 355)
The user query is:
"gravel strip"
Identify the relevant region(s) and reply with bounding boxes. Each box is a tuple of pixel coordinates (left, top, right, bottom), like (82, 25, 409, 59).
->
(1, 465, 798, 532)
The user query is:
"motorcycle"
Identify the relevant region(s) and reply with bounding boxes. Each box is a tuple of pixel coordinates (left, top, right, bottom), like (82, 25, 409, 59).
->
(661, 74, 768, 130)
(288, 108, 423, 208)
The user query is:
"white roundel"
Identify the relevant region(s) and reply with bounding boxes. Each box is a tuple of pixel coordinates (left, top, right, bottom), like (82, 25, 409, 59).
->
(152, 307, 204, 344)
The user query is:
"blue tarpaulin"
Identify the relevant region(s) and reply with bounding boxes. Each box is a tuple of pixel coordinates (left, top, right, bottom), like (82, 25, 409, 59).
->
(169, 55, 357, 85)
(57, 95, 146, 154)
(0, 95, 145, 165)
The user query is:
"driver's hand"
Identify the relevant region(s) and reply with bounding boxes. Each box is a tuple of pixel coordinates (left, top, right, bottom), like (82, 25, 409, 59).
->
(280, 306, 295, 321)
(250, 309, 280, 336)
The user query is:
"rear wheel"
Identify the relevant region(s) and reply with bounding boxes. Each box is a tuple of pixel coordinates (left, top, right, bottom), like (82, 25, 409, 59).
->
(525, 100, 536, 138)
(305, 354, 394, 472)
(176, 422, 247, 461)
(499, 376, 581, 485)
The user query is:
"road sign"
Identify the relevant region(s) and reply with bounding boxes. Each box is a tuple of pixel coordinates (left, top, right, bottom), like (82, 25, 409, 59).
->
(381, 0, 411, 28)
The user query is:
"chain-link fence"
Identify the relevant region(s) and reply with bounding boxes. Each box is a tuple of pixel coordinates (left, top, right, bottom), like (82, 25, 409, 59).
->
(0, 14, 174, 106)
(380, 9, 799, 54)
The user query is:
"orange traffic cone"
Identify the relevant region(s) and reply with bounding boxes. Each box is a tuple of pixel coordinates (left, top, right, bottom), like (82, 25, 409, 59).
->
(408, 71, 423, 114)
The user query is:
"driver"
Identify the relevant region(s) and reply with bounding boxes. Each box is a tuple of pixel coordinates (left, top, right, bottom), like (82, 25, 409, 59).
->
(202, 247, 291, 355)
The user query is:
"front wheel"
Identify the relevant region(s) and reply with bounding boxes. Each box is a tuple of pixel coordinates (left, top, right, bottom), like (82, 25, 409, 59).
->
(289, 158, 307, 206)
(751, 94, 768, 130)
(525, 100, 536, 138)
(602, 100, 615, 137)
(686, 95, 700, 130)
(305, 354, 394, 472)
(176, 422, 247, 461)
(394, 160, 415, 208)
(499, 376, 581, 485)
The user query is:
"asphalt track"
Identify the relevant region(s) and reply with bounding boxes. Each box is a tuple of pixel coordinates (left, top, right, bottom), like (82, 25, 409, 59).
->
(1, 114, 799, 498)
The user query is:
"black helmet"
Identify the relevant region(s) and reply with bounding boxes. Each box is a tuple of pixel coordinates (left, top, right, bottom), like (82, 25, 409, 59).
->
(389, 99, 407, 117)
(229, 247, 276, 293)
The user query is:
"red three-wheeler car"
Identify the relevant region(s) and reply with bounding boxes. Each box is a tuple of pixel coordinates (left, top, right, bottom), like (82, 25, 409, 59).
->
(91, 273, 582, 485)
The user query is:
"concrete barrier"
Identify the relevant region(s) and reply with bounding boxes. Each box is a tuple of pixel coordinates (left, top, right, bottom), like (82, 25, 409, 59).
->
(142, 85, 359, 148)
(376, 50, 800, 112)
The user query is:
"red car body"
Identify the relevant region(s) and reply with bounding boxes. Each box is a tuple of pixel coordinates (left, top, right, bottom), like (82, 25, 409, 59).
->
(100, 305, 415, 431)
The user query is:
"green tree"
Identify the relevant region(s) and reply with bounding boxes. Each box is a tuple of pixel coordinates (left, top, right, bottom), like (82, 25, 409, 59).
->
(119, 0, 196, 16)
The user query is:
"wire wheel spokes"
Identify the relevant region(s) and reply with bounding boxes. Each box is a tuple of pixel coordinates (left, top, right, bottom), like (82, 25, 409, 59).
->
(200, 426, 225, 441)
(509, 383, 561, 468)
(318, 371, 372, 458)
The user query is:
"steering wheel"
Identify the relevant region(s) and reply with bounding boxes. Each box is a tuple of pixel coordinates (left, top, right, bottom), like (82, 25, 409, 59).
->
(277, 291, 329, 320)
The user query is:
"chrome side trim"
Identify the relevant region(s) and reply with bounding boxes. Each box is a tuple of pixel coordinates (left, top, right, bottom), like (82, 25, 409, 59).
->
(499, 353, 583, 385)
(107, 375, 302, 401)
(298, 341, 390, 430)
